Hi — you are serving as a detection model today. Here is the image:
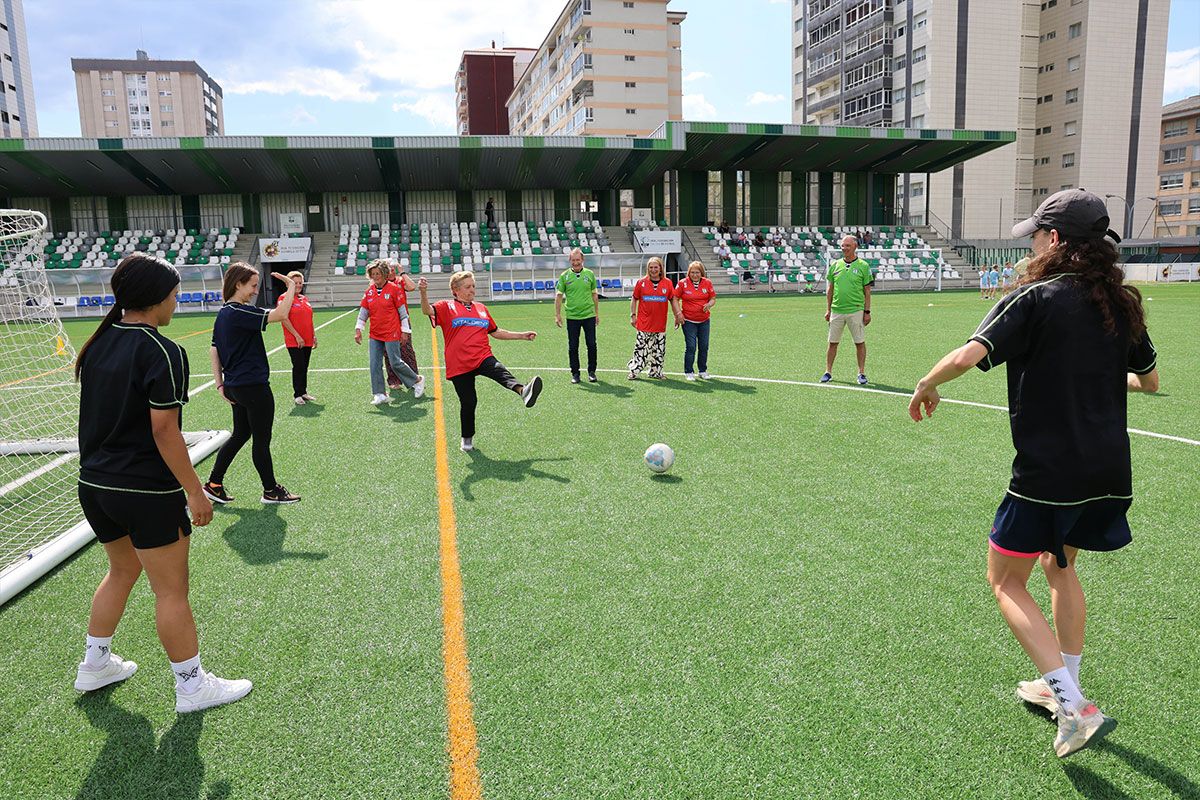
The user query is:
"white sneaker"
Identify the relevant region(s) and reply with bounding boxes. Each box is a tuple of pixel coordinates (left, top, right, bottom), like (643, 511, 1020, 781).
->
(371, 393, 389, 406)
(413, 376, 426, 399)
(1016, 678, 1059, 713)
(301, 393, 317, 402)
(685, 373, 697, 382)
(74, 653, 137, 692)
(461, 437, 474, 452)
(175, 672, 253, 714)
(1054, 702, 1117, 758)
(699, 372, 710, 380)
(294, 397, 305, 405)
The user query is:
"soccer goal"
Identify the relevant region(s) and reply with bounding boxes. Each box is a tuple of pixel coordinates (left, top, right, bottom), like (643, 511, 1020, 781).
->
(0, 209, 229, 606)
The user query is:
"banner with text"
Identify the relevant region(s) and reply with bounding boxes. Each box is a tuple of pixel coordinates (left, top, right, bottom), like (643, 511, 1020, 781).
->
(279, 212, 305, 235)
(633, 230, 682, 254)
(258, 237, 311, 263)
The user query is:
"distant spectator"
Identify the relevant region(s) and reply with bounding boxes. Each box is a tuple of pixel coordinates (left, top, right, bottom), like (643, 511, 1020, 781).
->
(753, 231, 767, 248)
(718, 220, 730, 235)
(485, 197, 495, 226)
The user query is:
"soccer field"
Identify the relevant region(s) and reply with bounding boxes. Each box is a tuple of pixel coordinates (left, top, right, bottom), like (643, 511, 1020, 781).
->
(2, 285, 1198, 800)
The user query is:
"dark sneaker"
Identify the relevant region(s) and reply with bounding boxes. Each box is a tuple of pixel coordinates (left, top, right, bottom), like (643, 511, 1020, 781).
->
(857, 373, 869, 385)
(819, 372, 832, 384)
(203, 482, 233, 504)
(570, 374, 581, 384)
(261, 485, 301, 505)
(522, 375, 543, 408)
(587, 373, 598, 383)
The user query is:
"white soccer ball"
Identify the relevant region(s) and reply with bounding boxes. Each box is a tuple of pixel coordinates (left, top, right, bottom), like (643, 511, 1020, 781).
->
(644, 443, 675, 474)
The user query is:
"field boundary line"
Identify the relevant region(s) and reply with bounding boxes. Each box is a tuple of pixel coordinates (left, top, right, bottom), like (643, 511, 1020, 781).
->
(429, 335, 484, 800)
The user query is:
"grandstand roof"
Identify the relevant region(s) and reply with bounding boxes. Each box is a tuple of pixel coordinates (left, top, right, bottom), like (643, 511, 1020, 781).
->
(0, 122, 1013, 198)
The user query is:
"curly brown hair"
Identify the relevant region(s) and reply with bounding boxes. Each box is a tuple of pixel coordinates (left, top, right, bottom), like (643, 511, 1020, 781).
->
(1019, 235, 1147, 341)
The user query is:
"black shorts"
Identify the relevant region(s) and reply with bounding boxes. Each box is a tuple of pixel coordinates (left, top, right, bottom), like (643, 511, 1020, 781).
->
(989, 494, 1132, 565)
(78, 483, 192, 550)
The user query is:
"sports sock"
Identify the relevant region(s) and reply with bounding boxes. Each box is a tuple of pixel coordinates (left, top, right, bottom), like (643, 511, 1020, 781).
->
(171, 655, 204, 694)
(84, 635, 112, 668)
(1061, 652, 1082, 688)
(1042, 666, 1086, 713)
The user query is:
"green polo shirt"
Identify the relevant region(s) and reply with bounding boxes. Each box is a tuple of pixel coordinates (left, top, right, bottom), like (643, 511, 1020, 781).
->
(826, 257, 874, 314)
(556, 267, 597, 320)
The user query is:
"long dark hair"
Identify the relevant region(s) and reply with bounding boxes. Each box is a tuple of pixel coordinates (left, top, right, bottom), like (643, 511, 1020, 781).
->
(74, 254, 181, 380)
(1019, 235, 1147, 341)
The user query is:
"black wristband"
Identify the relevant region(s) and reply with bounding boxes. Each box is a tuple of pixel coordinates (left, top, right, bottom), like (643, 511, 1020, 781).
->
(864, 309, 872, 314)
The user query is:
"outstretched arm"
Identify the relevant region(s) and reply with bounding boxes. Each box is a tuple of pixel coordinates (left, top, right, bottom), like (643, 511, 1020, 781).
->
(908, 341, 988, 421)
(493, 328, 536, 341)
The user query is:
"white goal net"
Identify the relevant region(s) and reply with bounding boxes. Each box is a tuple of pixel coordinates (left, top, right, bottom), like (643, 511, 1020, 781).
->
(0, 210, 228, 605)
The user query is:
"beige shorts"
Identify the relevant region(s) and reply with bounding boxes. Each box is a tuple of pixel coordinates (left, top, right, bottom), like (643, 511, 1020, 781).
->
(828, 310, 866, 344)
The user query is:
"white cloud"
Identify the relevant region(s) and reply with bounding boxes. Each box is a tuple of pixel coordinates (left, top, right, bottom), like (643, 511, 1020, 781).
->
(223, 66, 379, 103)
(290, 105, 318, 125)
(393, 94, 457, 129)
(1163, 47, 1200, 102)
(682, 71, 711, 83)
(747, 91, 786, 106)
(682, 93, 718, 120)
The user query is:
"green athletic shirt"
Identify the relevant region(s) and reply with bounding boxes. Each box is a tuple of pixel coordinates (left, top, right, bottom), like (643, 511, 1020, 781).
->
(556, 267, 597, 320)
(826, 257, 875, 314)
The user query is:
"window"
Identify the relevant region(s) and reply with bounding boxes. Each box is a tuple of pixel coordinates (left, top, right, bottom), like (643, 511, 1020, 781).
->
(1194, 144, 1200, 161)
(623, 28, 635, 35)
(626, 108, 636, 114)
(1159, 200, 1182, 215)
(1036, 187, 1049, 196)
(842, 87, 891, 119)
(912, 80, 925, 97)
(1041, 0, 1057, 7)
(3, 54, 11, 62)
(1190, 198, 1200, 214)
(1065, 87, 1078, 104)
(914, 11, 927, 29)
(1164, 147, 1186, 164)
(160, 104, 173, 113)
(1160, 173, 1184, 189)
(128, 104, 139, 114)
(911, 114, 925, 127)
(844, 0, 884, 27)
(161, 120, 173, 128)
(1040, 31, 1057, 41)
(1062, 152, 1075, 167)
(810, 17, 841, 46)
(128, 89, 138, 98)
(895, 23, 905, 38)
(625, 81, 636, 88)
(1163, 120, 1188, 137)
(894, 86, 906, 103)
(844, 56, 892, 89)
(1038, 94, 1053, 104)
(1060, 184, 1074, 190)
(1064, 120, 1077, 136)
(1068, 22, 1082, 38)
(912, 46, 926, 64)
(1036, 125, 1053, 135)
(624, 55, 636, 62)
(101, 72, 112, 80)
(623, 1, 634, 6)
(105, 120, 118, 128)
(911, 182, 924, 197)
(1038, 156, 1051, 165)
(895, 54, 907, 70)
(1039, 63, 1054, 73)
(101, 89, 115, 96)
(1067, 55, 1080, 71)
(103, 104, 117, 112)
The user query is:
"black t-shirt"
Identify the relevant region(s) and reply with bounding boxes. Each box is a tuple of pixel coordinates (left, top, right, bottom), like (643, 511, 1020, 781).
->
(969, 273, 1157, 504)
(78, 322, 189, 492)
(212, 302, 270, 387)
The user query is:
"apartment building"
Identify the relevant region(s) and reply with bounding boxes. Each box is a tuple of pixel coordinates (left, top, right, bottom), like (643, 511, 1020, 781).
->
(73, 50, 224, 138)
(0, 0, 38, 137)
(508, 0, 685, 137)
(455, 47, 536, 135)
(1156, 94, 1200, 238)
(791, 0, 1169, 239)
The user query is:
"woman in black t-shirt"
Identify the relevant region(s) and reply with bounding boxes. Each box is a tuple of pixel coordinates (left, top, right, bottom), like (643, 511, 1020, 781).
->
(907, 189, 1159, 759)
(203, 262, 301, 505)
(74, 253, 252, 713)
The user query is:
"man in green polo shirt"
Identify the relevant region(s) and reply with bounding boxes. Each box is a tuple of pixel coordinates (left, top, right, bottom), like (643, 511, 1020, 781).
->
(821, 235, 874, 385)
(555, 248, 600, 383)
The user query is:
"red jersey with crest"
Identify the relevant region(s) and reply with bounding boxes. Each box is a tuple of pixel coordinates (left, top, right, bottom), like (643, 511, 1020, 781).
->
(633, 277, 674, 333)
(431, 299, 498, 378)
(360, 283, 404, 342)
(278, 293, 314, 347)
(674, 278, 716, 323)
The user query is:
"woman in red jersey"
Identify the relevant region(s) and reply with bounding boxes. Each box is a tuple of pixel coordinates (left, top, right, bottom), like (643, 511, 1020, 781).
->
(278, 270, 317, 405)
(379, 260, 420, 387)
(419, 271, 543, 452)
(674, 260, 717, 381)
(626, 256, 679, 380)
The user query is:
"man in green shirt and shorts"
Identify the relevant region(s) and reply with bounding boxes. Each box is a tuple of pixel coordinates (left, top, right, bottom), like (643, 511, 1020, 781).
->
(822, 235, 874, 385)
(555, 248, 600, 383)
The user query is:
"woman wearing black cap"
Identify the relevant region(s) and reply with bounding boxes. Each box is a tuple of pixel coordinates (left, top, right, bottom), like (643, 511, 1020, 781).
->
(73, 253, 252, 712)
(908, 188, 1159, 758)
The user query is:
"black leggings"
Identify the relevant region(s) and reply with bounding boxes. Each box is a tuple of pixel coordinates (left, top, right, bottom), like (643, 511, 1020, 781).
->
(209, 383, 277, 490)
(287, 346, 312, 398)
(449, 357, 522, 439)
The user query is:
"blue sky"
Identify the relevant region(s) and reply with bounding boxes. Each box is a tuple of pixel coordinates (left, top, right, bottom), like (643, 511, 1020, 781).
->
(24, 0, 1200, 137)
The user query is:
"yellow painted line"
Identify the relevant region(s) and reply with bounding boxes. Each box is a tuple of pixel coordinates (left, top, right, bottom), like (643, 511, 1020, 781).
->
(0, 364, 71, 390)
(176, 327, 213, 341)
(430, 335, 484, 800)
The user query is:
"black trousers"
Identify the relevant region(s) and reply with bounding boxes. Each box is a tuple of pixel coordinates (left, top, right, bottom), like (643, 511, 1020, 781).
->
(449, 357, 522, 439)
(209, 383, 277, 490)
(566, 316, 597, 377)
(287, 346, 312, 398)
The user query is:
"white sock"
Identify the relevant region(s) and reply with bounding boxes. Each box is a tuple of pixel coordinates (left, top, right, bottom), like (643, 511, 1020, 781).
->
(1061, 652, 1082, 688)
(170, 655, 204, 694)
(84, 635, 112, 668)
(1042, 666, 1086, 713)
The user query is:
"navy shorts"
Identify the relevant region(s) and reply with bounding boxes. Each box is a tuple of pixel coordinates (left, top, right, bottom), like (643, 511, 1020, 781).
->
(989, 494, 1132, 567)
(78, 483, 192, 550)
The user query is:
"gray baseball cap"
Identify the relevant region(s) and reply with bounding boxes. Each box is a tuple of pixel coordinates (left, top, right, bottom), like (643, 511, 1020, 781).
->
(1011, 188, 1121, 243)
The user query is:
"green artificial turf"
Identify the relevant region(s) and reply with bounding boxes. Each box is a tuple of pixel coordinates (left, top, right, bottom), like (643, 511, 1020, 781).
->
(1, 285, 1197, 799)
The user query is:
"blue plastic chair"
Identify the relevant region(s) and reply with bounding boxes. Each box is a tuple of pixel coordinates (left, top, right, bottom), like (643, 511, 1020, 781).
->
(521, 280, 534, 291)
(77, 296, 90, 307)
(91, 296, 103, 306)
(534, 280, 546, 291)
(501, 282, 513, 292)
(204, 291, 218, 302)
(178, 292, 192, 303)
(492, 282, 503, 292)
(102, 295, 115, 306)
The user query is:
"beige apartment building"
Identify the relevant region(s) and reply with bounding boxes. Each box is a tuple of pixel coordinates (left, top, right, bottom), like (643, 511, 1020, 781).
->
(1155, 95, 1200, 238)
(73, 50, 224, 138)
(0, 0, 37, 137)
(508, 0, 685, 137)
(791, 0, 1169, 239)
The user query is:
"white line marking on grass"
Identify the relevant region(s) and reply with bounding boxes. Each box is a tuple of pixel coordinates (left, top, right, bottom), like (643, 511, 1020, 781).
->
(188, 308, 358, 396)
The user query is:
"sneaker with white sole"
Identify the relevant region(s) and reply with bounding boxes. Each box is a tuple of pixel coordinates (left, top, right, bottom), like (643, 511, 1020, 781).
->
(461, 437, 474, 452)
(75, 653, 137, 692)
(301, 393, 317, 403)
(628, 371, 638, 380)
(820, 372, 832, 383)
(1017, 678, 1059, 713)
(202, 482, 233, 504)
(685, 373, 697, 382)
(522, 375, 543, 408)
(412, 376, 426, 399)
(175, 672, 253, 714)
(261, 484, 301, 504)
(857, 373, 869, 385)
(371, 393, 389, 406)
(699, 372, 710, 380)
(294, 397, 306, 406)
(1054, 703, 1117, 758)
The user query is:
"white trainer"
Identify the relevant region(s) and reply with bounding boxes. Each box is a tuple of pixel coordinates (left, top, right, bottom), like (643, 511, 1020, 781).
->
(300, 393, 317, 402)
(75, 653, 137, 692)
(1016, 678, 1059, 713)
(685, 373, 697, 382)
(699, 372, 710, 380)
(461, 437, 474, 452)
(413, 376, 426, 399)
(175, 672, 253, 714)
(371, 393, 389, 406)
(1054, 702, 1117, 758)
(294, 397, 306, 405)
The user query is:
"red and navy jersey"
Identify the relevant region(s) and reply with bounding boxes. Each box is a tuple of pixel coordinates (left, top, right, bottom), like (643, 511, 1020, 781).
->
(431, 299, 498, 378)
(674, 278, 716, 323)
(360, 283, 403, 342)
(279, 293, 314, 348)
(633, 277, 674, 333)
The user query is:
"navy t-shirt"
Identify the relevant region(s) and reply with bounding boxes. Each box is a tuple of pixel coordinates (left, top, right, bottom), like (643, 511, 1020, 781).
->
(969, 273, 1157, 505)
(78, 322, 189, 492)
(212, 302, 270, 387)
